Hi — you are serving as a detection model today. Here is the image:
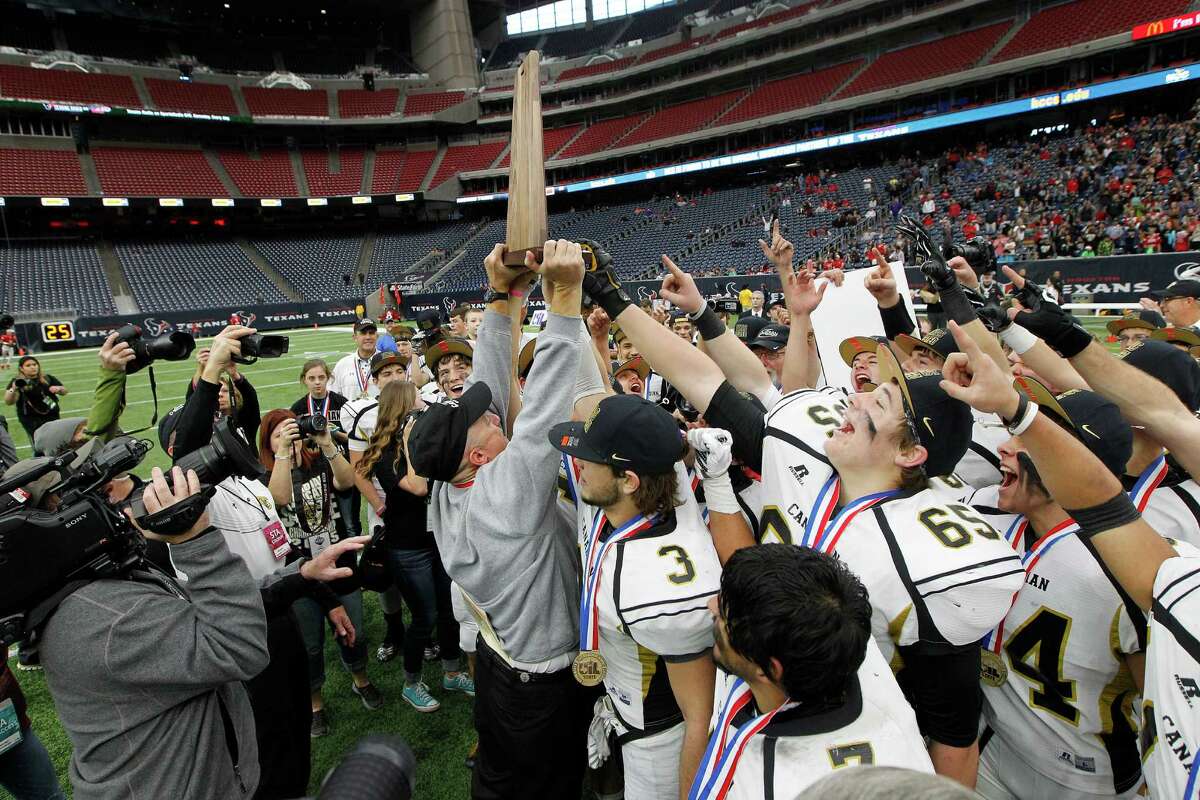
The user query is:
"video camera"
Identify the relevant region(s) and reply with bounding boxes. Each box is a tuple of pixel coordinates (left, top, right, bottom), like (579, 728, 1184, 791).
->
(942, 236, 996, 276)
(114, 324, 196, 375)
(0, 418, 266, 647)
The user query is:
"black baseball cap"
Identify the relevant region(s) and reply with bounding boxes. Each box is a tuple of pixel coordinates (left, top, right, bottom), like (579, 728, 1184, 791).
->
(709, 296, 741, 315)
(734, 316, 770, 344)
(1118, 339, 1200, 411)
(425, 337, 473, 374)
(1151, 280, 1200, 301)
(749, 323, 789, 352)
(408, 383, 493, 481)
(1013, 378, 1132, 477)
(895, 328, 958, 363)
(354, 318, 378, 333)
(369, 351, 405, 376)
(669, 310, 690, 324)
(870, 345, 972, 477)
(766, 292, 786, 310)
(549, 393, 684, 476)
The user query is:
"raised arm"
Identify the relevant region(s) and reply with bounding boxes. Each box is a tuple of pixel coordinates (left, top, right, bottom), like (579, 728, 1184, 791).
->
(939, 322, 1176, 610)
(757, 223, 829, 393)
(466, 244, 521, 431)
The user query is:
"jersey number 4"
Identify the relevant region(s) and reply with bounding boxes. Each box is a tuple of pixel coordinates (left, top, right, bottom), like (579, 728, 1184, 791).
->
(1005, 606, 1080, 725)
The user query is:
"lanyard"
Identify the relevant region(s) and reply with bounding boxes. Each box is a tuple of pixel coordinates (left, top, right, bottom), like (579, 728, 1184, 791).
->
(579, 509, 657, 651)
(218, 479, 270, 522)
(688, 678, 797, 800)
(800, 476, 897, 552)
(307, 394, 332, 420)
(356, 358, 371, 395)
(981, 517, 1078, 653)
(1129, 453, 1168, 513)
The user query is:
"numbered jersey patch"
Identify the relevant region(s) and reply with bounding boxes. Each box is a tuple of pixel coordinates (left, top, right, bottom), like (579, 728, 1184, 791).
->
(570, 459, 722, 734)
(713, 641, 934, 799)
(970, 506, 1147, 794)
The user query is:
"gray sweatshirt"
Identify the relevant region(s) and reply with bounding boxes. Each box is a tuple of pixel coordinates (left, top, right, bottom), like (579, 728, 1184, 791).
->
(430, 310, 584, 664)
(39, 529, 269, 800)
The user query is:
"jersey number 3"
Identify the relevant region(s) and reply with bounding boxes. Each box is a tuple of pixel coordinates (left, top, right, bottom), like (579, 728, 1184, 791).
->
(657, 545, 695, 585)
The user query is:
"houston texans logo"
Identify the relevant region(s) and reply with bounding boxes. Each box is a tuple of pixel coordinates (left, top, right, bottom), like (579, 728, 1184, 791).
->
(143, 318, 173, 336)
(237, 311, 257, 327)
(724, 282, 738, 296)
(1174, 262, 1200, 281)
(636, 286, 657, 303)
(442, 297, 456, 315)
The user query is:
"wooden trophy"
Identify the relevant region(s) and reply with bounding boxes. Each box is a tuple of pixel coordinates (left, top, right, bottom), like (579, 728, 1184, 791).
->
(503, 50, 548, 267)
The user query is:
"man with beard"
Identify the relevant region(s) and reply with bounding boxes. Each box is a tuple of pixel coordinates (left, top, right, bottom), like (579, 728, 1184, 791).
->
(693, 544, 932, 799)
(965, 380, 1148, 800)
(549, 394, 720, 800)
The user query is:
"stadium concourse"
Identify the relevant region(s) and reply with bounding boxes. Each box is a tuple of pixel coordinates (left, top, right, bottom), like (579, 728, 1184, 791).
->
(3, 0, 1200, 799)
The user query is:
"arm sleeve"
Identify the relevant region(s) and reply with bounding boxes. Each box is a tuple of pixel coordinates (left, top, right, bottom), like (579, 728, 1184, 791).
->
(896, 641, 982, 747)
(477, 313, 581, 529)
(462, 310, 513, 431)
(171, 380, 220, 461)
(880, 301, 917, 340)
(101, 529, 269, 691)
(701, 380, 767, 473)
(234, 376, 260, 447)
(257, 560, 312, 617)
(86, 366, 128, 441)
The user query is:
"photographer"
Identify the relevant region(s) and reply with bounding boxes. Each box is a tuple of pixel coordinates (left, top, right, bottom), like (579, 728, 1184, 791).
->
(357, 381, 471, 712)
(259, 410, 383, 735)
(187, 343, 261, 449)
(4, 357, 66, 441)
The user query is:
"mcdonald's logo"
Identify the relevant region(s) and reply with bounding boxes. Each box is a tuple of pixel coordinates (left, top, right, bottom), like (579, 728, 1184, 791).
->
(1147, 20, 1165, 35)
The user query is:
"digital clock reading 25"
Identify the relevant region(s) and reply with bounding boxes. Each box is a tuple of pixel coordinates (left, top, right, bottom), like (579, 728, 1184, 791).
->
(41, 321, 76, 343)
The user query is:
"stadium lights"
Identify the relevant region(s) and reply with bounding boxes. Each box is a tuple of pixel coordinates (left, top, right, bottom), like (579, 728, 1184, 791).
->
(158, 198, 183, 207)
(352, 196, 372, 204)
(212, 198, 235, 207)
(307, 198, 329, 206)
(394, 193, 415, 202)
(261, 198, 282, 207)
(102, 197, 129, 207)
(40, 198, 69, 207)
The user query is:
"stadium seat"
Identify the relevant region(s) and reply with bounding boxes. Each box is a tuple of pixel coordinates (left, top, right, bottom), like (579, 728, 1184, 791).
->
(428, 141, 508, 188)
(557, 58, 636, 83)
(338, 88, 400, 118)
(0, 149, 88, 196)
(243, 87, 329, 117)
(0, 243, 116, 316)
(371, 149, 439, 193)
(116, 240, 287, 312)
(614, 90, 746, 148)
(500, 124, 583, 167)
(302, 149, 365, 196)
(836, 22, 1012, 99)
(557, 113, 649, 159)
(92, 148, 227, 197)
(634, 37, 711, 65)
(0, 64, 142, 108)
(144, 79, 239, 116)
(994, 0, 1189, 62)
(719, 60, 862, 126)
(253, 236, 364, 300)
(403, 91, 467, 116)
(217, 150, 299, 197)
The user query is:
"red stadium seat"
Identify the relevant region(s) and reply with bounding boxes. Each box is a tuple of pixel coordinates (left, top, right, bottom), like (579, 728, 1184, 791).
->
(557, 58, 636, 83)
(994, 0, 1190, 62)
(836, 22, 1012, 99)
(92, 147, 226, 196)
(243, 87, 328, 117)
(217, 149, 299, 196)
(634, 37, 711, 65)
(719, 60, 863, 126)
(338, 88, 400, 118)
(428, 141, 508, 188)
(614, 90, 746, 148)
(501, 124, 583, 167)
(302, 149, 365, 196)
(403, 91, 467, 116)
(371, 149, 438, 193)
(0, 64, 141, 108)
(558, 113, 648, 159)
(145, 79, 239, 116)
(0, 148, 88, 195)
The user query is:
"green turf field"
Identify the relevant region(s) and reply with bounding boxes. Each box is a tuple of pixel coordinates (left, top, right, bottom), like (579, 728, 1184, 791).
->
(0, 318, 1121, 799)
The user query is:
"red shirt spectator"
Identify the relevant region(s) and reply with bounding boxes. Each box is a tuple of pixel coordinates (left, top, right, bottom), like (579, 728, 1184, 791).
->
(1067, 178, 1079, 194)
(963, 221, 979, 239)
(948, 202, 962, 219)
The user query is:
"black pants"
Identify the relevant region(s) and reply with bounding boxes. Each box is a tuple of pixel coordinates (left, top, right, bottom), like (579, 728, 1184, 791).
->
(472, 639, 593, 800)
(247, 610, 311, 800)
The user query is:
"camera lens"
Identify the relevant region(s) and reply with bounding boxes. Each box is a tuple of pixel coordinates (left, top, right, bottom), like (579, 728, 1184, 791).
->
(296, 414, 328, 438)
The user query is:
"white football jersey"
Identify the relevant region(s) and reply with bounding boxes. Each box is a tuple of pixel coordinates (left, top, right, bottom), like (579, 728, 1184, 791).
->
(1141, 555, 1200, 799)
(971, 507, 1146, 795)
(341, 397, 385, 528)
(1127, 456, 1200, 548)
(714, 641, 934, 800)
(755, 388, 1023, 663)
(565, 459, 721, 734)
(956, 410, 1006, 490)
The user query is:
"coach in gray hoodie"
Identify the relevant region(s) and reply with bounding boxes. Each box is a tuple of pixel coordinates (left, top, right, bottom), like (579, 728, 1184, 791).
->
(409, 239, 606, 800)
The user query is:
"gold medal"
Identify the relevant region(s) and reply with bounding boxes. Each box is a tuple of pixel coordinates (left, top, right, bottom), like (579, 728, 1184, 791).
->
(980, 648, 1008, 687)
(573, 651, 607, 686)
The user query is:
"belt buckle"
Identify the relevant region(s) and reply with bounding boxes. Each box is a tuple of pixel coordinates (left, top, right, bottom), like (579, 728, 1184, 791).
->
(519, 671, 531, 683)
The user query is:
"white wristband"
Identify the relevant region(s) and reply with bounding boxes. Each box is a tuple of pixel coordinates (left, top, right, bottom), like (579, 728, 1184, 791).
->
(998, 323, 1038, 355)
(701, 472, 740, 515)
(1008, 401, 1039, 436)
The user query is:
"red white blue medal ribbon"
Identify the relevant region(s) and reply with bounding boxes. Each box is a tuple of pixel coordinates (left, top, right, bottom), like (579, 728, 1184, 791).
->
(981, 517, 1079, 653)
(1129, 453, 1168, 513)
(579, 509, 657, 651)
(801, 476, 897, 553)
(356, 358, 371, 395)
(688, 677, 797, 800)
(307, 394, 331, 420)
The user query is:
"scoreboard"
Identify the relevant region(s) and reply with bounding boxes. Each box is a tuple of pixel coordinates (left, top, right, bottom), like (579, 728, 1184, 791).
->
(39, 320, 78, 351)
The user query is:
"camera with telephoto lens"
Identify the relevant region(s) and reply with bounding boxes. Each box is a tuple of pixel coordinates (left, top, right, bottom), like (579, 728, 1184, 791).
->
(295, 414, 328, 439)
(12, 378, 29, 390)
(114, 324, 196, 375)
(232, 334, 289, 365)
(0, 418, 266, 647)
(942, 236, 997, 275)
